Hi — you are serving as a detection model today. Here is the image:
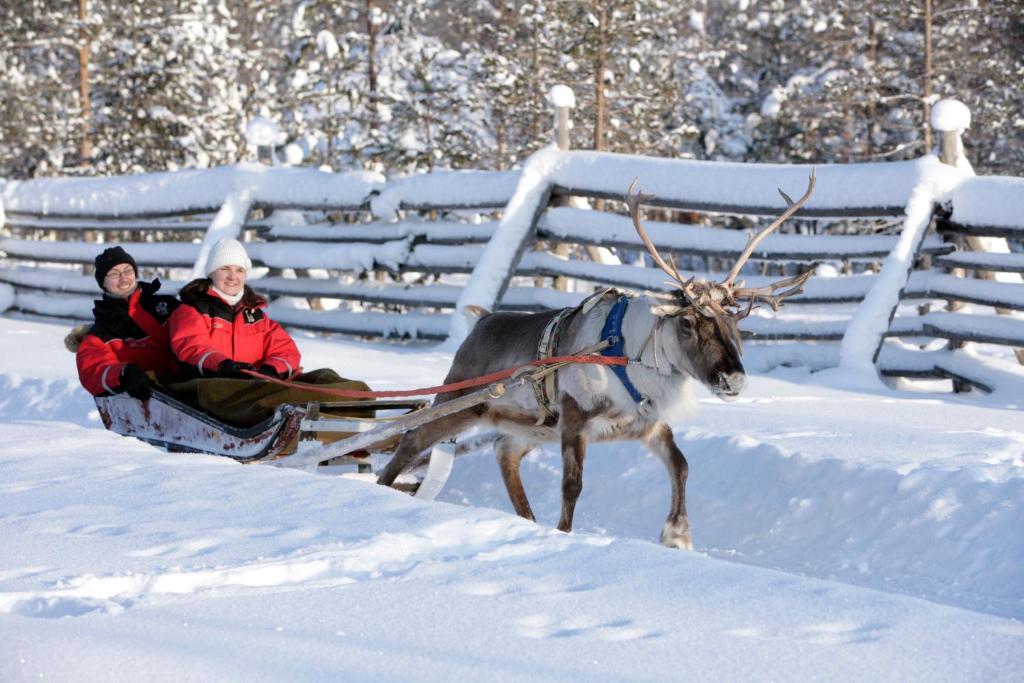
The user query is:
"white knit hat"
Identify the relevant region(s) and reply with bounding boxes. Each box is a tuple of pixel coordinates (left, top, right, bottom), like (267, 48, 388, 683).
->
(205, 238, 252, 276)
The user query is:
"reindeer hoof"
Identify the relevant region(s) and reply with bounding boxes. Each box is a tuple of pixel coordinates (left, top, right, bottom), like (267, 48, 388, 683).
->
(660, 522, 693, 550)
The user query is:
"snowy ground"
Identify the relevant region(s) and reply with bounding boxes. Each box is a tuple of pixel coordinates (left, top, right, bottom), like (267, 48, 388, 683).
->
(1, 316, 1022, 682)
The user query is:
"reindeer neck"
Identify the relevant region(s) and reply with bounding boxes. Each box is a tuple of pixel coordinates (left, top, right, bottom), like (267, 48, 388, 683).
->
(623, 296, 670, 373)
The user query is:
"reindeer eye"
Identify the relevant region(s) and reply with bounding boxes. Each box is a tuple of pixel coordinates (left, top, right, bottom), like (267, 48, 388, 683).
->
(678, 315, 697, 332)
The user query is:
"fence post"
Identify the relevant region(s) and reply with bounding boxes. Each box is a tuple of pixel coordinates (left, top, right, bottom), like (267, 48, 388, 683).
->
(932, 99, 1024, 367)
(927, 100, 972, 386)
(929, 100, 969, 318)
(552, 85, 574, 151)
(548, 85, 576, 291)
(246, 116, 281, 166)
(931, 98, 970, 169)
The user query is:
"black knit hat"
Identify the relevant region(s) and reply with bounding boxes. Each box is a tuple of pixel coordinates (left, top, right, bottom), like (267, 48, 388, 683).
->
(94, 246, 138, 288)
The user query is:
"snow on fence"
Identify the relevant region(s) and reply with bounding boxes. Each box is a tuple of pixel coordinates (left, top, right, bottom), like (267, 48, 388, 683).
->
(1, 110, 1022, 393)
(0, 165, 528, 327)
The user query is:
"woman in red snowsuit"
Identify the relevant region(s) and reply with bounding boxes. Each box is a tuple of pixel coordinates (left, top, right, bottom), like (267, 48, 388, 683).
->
(75, 246, 180, 401)
(167, 239, 370, 427)
(169, 238, 299, 381)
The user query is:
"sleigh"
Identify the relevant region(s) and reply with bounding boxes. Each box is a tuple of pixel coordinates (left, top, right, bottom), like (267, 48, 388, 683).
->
(94, 382, 506, 500)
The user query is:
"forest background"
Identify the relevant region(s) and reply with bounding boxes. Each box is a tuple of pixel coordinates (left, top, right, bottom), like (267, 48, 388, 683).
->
(2, 0, 1021, 180)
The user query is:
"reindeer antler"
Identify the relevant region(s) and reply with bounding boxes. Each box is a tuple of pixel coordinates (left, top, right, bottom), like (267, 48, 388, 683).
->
(723, 169, 817, 287)
(626, 170, 817, 319)
(731, 269, 814, 316)
(625, 178, 688, 292)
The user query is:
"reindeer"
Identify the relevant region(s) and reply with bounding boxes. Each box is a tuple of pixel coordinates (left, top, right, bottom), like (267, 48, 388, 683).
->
(378, 171, 816, 548)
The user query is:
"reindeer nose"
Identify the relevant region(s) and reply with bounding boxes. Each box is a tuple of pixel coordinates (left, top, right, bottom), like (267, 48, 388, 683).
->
(714, 371, 746, 401)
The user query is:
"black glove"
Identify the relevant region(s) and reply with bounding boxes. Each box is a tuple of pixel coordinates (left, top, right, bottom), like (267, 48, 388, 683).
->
(217, 359, 255, 379)
(119, 364, 151, 401)
(257, 364, 285, 379)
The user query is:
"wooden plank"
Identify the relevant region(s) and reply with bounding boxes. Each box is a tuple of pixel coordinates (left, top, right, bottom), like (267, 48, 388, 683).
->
(396, 200, 510, 211)
(2, 206, 223, 221)
(921, 324, 1024, 347)
(885, 311, 1024, 347)
(536, 228, 954, 261)
(921, 319, 1024, 347)
(257, 278, 579, 311)
(272, 317, 448, 340)
(550, 185, 906, 219)
(877, 365, 992, 393)
(0, 238, 199, 267)
(739, 318, 849, 341)
(933, 252, 1024, 274)
(4, 214, 217, 232)
(524, 253, 878, 305)
(264, 219, 496, 244)
(905, 272, 1024, 312)
(267, 306, 450, 340)
(0, 268, 107, 294)
(11, 291, 93, 320)
(875, 346, 1017, 394)
(250, 202, 365, 214)
(937, 222, 1024, 239)
(537, 207, 953, 260)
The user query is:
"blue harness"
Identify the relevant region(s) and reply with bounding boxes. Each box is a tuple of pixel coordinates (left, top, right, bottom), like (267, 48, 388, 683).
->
(599, 295, 645, 403)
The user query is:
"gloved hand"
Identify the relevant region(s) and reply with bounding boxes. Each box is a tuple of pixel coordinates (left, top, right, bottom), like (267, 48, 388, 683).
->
(119, 364, 151, 401)
(217, 359, 255, 379)
(257, 364, 285, 379)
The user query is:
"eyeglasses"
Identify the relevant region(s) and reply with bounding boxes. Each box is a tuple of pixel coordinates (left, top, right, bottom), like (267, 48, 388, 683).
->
(104, 267, 136, 281)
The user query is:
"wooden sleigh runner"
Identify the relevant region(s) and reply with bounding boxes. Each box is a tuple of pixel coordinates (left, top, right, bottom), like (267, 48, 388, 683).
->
(94, 382, 506, 500)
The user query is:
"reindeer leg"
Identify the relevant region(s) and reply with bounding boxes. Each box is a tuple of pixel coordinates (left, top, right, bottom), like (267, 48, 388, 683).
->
(645, 422, 693, 550)
(376, 407, 480, 487)
(495, 435, 536, 522)
(557, 395, 588, 533)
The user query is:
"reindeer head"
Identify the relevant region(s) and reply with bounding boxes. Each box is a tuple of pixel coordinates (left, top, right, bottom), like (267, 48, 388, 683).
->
(625, 171, 816, 400)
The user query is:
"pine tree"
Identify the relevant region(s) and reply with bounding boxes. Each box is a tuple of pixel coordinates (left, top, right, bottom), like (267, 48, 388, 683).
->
(87, 0, 247, 174)
(0, 0, 87, 176)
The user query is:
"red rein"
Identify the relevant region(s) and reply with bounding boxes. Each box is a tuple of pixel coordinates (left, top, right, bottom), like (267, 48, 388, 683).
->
(241, 354, 629, 399)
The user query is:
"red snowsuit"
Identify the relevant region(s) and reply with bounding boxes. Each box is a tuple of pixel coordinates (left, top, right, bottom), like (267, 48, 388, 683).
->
(76, 280, 180, 396)
(169, 280, 300, 378)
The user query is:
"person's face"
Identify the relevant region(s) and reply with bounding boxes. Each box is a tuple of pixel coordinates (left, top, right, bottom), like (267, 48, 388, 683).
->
(211, 265, 246, 296)
(102, 263, 137, 298)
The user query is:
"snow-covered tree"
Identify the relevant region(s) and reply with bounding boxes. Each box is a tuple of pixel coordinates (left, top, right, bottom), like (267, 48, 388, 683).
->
(87, 0, 247, 174)
(0, 0, 87, 176)
(1, 0, 1021, 178)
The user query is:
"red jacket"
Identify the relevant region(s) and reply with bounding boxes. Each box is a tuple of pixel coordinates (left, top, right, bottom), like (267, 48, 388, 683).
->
(76, 280, 180, 396)
(169, 280, 300, 378)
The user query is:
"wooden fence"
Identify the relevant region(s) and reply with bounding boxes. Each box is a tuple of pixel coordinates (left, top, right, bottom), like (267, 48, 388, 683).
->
(2, 124, 1022, 393)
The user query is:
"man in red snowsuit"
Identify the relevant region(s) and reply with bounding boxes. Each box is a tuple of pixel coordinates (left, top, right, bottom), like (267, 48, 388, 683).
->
(75, 246, 180, 401)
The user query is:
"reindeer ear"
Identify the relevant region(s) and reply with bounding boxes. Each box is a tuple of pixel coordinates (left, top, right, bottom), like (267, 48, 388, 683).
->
(681, 312, 700, 331)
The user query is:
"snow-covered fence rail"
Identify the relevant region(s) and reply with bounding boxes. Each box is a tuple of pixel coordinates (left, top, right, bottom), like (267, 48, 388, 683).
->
(0, 165, 523, 330)
(441, 143, 1023, 394)
(830, 102, 1024, 392)
(876, 172, 1024, 388)
(2, 149, 1021, 388)
(450, 148, 966, 343)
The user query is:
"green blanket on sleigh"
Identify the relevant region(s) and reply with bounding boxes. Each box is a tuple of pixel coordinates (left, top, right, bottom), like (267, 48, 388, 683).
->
(167, 368, 373, 427)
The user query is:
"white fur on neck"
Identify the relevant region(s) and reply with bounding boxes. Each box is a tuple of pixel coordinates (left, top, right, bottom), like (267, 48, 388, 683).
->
(210, 285, 243, 306)
(621, 294, 699, 422)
